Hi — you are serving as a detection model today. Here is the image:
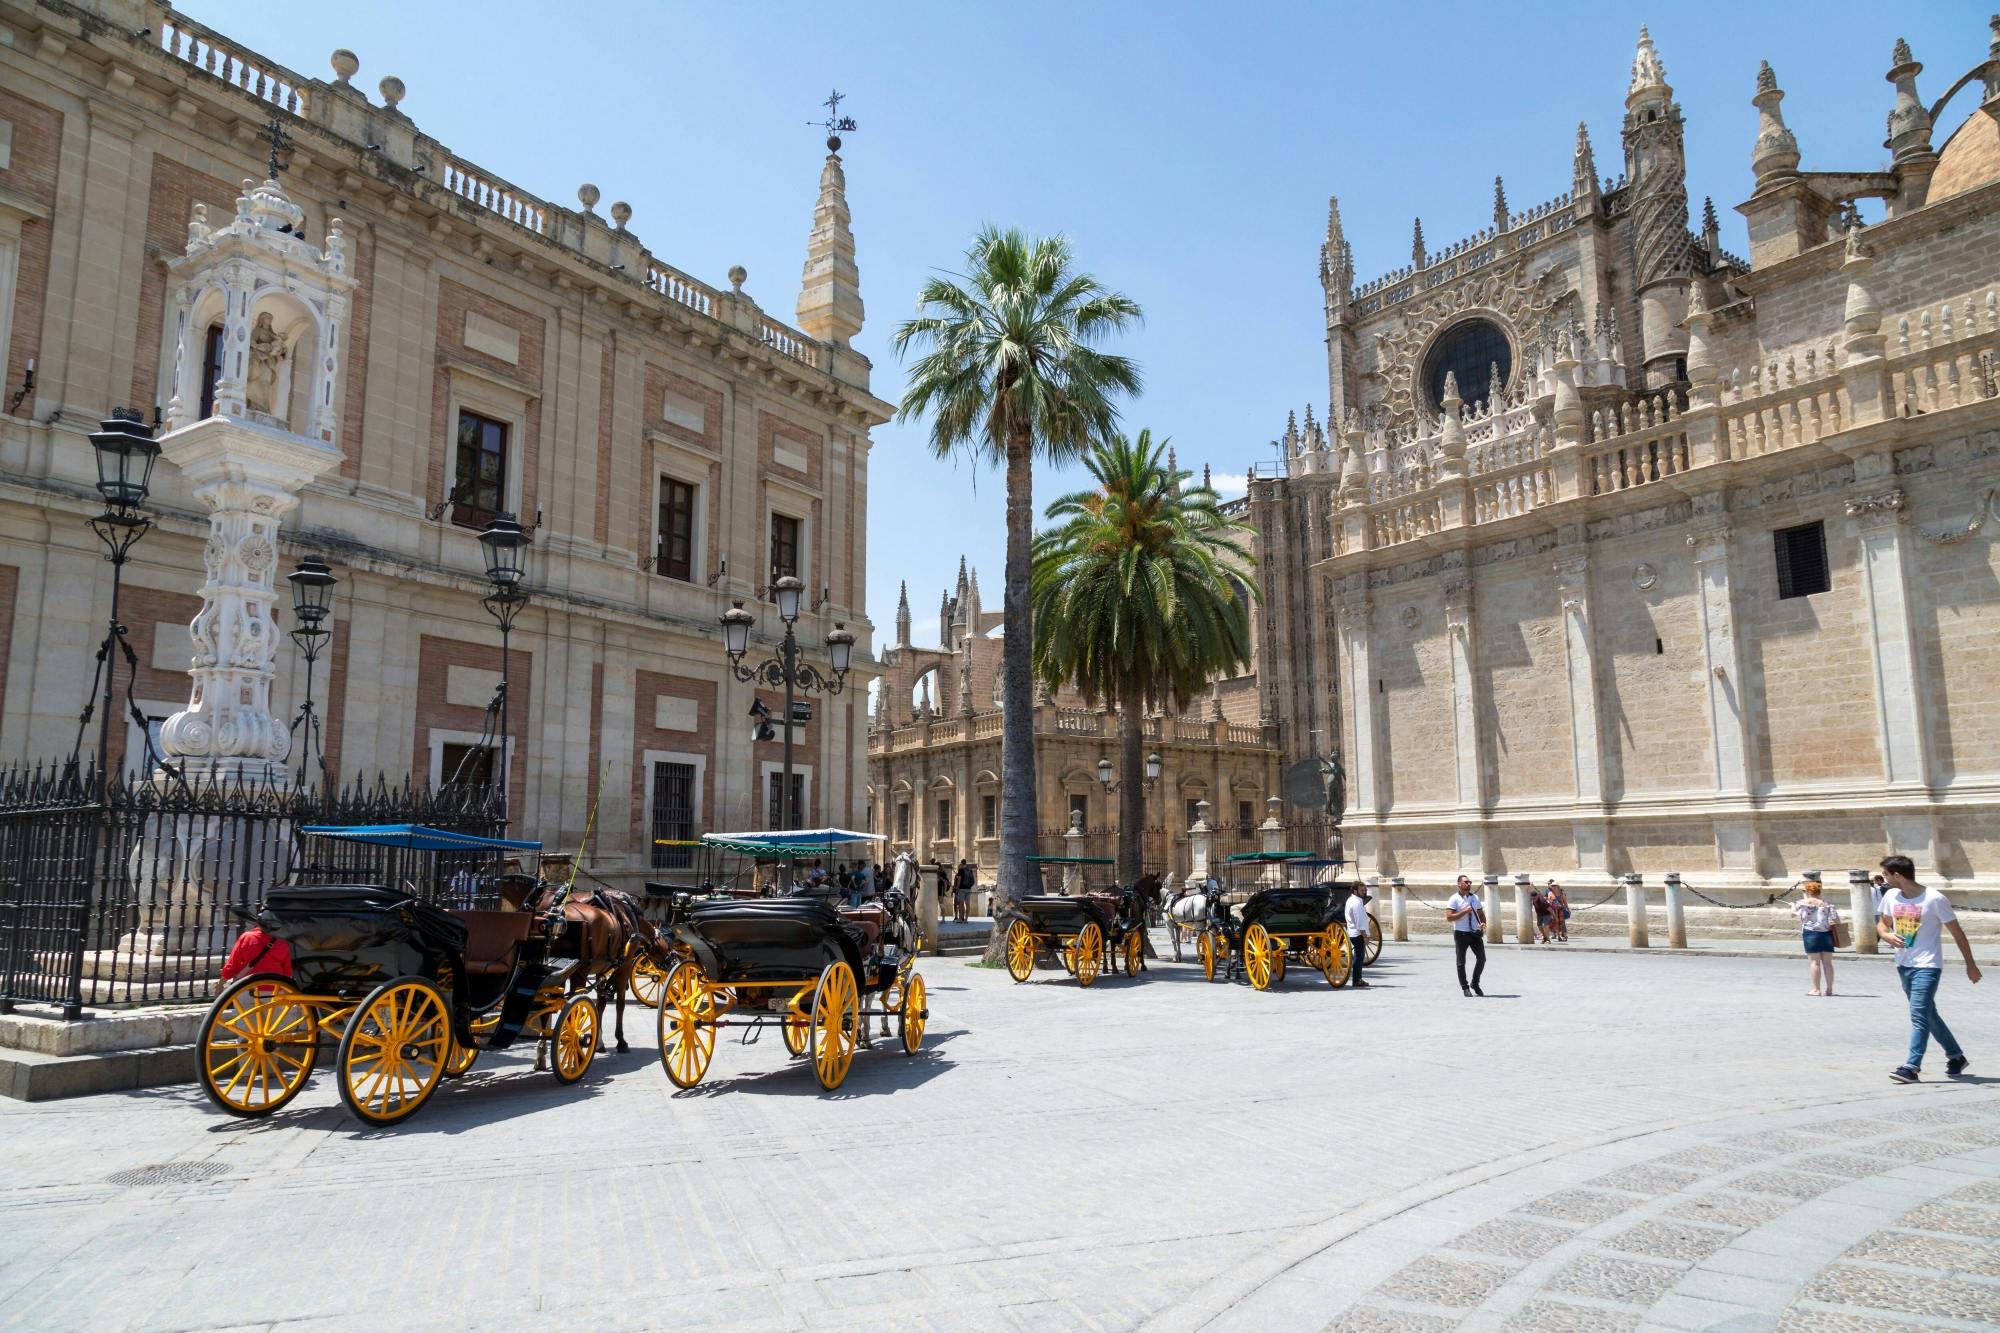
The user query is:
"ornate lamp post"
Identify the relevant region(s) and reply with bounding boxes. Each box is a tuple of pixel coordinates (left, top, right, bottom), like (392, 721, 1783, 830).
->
(720, 575, 853, 831)
(80, 411, 162, 788)
(477, 513, 531, 811)
(1097, 751, 1162, 792)
(285, 555, 336, 785)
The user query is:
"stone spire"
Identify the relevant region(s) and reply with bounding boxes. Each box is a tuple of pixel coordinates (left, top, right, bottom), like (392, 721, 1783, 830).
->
(1493, 176, 1509, 230)
(1283, 409, 1299, 456)
(1885, 38, 1935, 165)
(1629, 25, 1670, 108)
(1411, 217, 1426, 267)
(796, 146, 863, 345)
(1573, 122, 1601, 205)
(1701, 195, 1721, 259)
(938, 589, 952, 648)
(1320, 195, 1351, 306)
(1751, 61, 1802, 185)
(895, 579, 911, 648)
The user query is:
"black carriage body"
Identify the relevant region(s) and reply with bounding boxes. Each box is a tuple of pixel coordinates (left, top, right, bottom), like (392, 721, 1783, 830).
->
(1014, 894, 1119, 936)
(1240, 883, 1355, 938)
(260, 884, 466, 995)
(676, 899, 866, 989)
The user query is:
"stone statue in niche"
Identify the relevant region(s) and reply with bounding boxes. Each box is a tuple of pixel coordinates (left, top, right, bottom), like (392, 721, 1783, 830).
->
(245, 311, 286, 415)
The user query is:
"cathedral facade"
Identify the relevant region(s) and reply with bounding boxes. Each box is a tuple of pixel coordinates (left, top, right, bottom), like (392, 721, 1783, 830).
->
(1252, 24, 2000, 896)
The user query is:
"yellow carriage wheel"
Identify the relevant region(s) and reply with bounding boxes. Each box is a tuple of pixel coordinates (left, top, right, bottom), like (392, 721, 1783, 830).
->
(550, 993, 598, 1085)
(809, 960, 858, 1091)
(335, 977, 450, 1127)
(629, 954, 670, 1009)
(1004, 920, 1037, 983)
(198, 973, 319, 1118)
(1073, 922, 1104, 988)
(899, 972, 927, 1055)
(1243, 923, 1278, 990)
(658, 963, 716, 1089)
(1123, 930, 1145, 978)
(1199, 928, 1224, 982)
(781, 1007, 811, 1057)
(1366, 913, 1384, 964)
(1320, 923, 1354, 988)
(441, 1035, 478, 1079)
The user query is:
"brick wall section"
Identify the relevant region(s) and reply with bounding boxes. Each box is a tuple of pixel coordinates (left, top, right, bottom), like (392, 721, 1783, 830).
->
(753, 685, 821, 825)
(426, 279, 546, 523)
(629, 670, 715, 846)
(0, 91, 62, 398)
(335, 225, 375, 481)
(0, 564, 16, 733)
(411, 633, 533, 823)
(128, 156, 238, 411)
(758, 409, 823, 589)
(641, 365, 722, 572)
(116, 586, 202, 771)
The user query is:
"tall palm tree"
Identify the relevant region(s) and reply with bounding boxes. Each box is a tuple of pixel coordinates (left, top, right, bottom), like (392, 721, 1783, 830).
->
(894, 228, 1141, 953)
(1031, 431, 1259, 886)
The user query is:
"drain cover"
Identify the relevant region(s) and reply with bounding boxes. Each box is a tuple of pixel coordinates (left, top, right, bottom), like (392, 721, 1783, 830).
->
(104, 1161, 227, 1187)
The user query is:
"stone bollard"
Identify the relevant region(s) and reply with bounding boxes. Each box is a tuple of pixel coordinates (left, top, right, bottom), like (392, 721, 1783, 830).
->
(1663, 872, 1687, 949)
(1483, 874, 1503, 943)
(1624, 872, 1649, 948)
(1514, 872, 1534, 945)
(1390, 876, 1408, 942)
(1848, 868, 1877, 954)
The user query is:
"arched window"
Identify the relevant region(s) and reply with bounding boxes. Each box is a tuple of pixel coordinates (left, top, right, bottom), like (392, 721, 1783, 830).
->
(1422, 319, 1512, 413)
(198, 323, 224, 419)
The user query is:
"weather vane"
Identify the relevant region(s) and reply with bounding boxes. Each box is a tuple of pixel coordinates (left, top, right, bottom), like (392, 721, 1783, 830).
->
(811, 89, 858, 153)
(264, 114, 294, 181)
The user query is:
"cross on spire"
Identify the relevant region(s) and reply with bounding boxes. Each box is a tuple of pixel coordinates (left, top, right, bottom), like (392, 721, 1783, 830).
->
(812, 89, 858, 153)
(264, 115, 293, 181)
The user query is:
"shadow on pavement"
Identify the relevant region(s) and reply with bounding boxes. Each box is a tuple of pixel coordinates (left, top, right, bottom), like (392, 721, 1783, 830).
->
(667, 1029, 964, 1100)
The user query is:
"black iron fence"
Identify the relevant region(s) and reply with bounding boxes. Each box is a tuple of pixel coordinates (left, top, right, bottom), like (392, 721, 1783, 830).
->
(0, 760, 505, 1016)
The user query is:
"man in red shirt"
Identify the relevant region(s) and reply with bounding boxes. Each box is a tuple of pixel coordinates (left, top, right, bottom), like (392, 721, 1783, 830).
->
(219, 925, 292, 981)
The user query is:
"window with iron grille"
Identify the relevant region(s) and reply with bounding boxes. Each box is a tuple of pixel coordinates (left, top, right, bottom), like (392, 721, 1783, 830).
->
(453, 410, 509, 529)
(656, 477, 696, 581)
(936, 798, 952, 841)
(650, 761, 695, 869)
(980, 794, 996, 838)
(769, 513, 800, 585)
(440, 743, 495, 792)
(896, 802, 911, 841)
(1238, 800, 1254, 842)
(766, 771, 805, 828)
(1774, 521, 1829, 599)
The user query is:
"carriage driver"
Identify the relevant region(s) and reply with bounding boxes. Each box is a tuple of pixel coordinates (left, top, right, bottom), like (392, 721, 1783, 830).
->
(1344, 882, 1372, 989)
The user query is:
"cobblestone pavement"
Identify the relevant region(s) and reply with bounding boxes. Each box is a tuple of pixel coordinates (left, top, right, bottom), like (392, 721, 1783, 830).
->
(0, 940, 1994, 1331)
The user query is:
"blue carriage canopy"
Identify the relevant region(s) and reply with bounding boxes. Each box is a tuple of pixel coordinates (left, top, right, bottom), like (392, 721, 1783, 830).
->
(298, 824, 545, 853)
(701, 828, 883, 853)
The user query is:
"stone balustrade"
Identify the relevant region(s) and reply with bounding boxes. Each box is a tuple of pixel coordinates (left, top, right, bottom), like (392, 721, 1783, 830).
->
(438, 156, 548, 236)
(160, 13, 310, 115)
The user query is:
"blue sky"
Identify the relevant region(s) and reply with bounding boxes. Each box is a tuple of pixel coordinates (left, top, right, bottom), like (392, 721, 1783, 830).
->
(212, 0, 1992, 650)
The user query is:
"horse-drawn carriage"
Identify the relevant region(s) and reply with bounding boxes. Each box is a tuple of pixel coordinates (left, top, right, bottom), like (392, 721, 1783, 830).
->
(654, 829, 926, 1092)
(197, 824, 669, 1127)
(1172, 850, 1359, 990)
(1000, 855, 1152, 987)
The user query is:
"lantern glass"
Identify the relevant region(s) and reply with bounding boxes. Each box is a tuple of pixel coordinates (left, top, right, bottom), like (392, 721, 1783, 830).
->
(720, 603, 754, 658)
(89, 413, 161, 512)
(478, 512, 529, 587)
(825, 624, 855, 675)
(1145, 751, 1162, 783)
(772, 575, 805, 623)
(288, 556, 337, 625)
(1097, 758, 1114, 788)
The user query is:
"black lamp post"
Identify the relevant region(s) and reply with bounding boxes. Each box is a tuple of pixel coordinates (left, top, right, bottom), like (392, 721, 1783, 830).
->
(80, 410, 162, 791)
(1097, 750, 1163, 791)
(721, 575, 853, 832)
(286, 555, 337, 786)
(477, 513, 531, 813)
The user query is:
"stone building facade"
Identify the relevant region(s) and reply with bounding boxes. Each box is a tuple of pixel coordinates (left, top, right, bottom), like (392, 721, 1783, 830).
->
(0, 0, 891, 873)
(1253, 23, 2000, 896)
(865, 559, 1284, 885)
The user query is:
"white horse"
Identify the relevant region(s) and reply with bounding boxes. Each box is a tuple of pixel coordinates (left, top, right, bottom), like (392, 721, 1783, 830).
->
(1163, 876, 1221, 958)
(893, 851, 938, 954)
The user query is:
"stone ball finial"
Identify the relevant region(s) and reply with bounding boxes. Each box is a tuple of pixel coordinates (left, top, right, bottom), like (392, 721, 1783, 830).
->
(727, 265, 747, 293)
(610, 200, 632, 230)
(577, 183, 600, 211)
(378, 75, 405, 108)
(330, 50, 359, 85)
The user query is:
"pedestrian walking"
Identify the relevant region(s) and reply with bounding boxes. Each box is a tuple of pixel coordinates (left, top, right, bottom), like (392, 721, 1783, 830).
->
(1345, 883, 1372, 988)
(1792, 872, 1842, 997)
(953, 859, 975, 923)
(1877, 854, 1980, 1083)
(1545, 880, 1570, 943)
(1446, 874, 1487, 996)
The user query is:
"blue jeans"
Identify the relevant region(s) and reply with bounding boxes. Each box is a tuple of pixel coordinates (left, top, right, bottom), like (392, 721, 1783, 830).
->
(1897, 966, 1962, 1069)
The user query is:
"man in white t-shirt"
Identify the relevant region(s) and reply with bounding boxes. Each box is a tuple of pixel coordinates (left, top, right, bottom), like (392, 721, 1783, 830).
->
(1344, 884, 1372, 990)
(1446, 874, 1486, 997)
(1875, 854, 1981, 1084)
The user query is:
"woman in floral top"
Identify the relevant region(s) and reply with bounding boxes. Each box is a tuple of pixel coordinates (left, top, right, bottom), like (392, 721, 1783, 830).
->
(1792, 873, 1842, 997)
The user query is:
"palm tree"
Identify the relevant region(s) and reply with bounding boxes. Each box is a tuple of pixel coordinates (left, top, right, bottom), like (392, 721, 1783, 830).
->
(894, 228, 1141, 955)
(1031, 430, 1259, 887)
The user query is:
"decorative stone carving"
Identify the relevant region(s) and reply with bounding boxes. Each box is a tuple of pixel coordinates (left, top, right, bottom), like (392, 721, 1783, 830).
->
(1400, 604, 1421, 630)
(1633, 562, 1658, 591)
(1920, 488, 1997, 544)
(1844, 488, 1906, 517)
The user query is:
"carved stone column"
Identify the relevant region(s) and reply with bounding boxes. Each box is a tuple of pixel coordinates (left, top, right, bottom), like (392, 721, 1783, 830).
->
(1188, 800, 1212, 884)
(1553, 552, 1608, 877)
(1337, 586, 1381, 873)
(1063, 811, 1086, 893)
(1443, 575, 1486, 876)
(1686, 517, 1759, 879)
(1846, 486, 1939, 868)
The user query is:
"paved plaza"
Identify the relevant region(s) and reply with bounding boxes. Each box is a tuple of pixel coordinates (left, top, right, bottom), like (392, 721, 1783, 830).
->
(0, 939, 1995, 1332)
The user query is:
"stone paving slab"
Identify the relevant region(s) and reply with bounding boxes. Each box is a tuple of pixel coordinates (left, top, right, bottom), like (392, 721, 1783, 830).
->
(0, 942, 1993, 1330)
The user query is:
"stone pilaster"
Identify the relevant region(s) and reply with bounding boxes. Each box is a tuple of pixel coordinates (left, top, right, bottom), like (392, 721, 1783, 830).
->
(1845, 486, 1940, 869)
(1444, 576, 1485, 876)
(1686, 519, 1758, 878)
(1554, 551, 1608, 878)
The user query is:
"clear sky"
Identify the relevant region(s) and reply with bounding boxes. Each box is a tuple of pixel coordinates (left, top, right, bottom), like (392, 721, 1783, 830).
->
(210, 0, 1992, 651)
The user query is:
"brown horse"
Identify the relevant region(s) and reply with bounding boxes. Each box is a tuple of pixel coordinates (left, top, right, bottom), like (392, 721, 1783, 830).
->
(520, 883, 673, 1053)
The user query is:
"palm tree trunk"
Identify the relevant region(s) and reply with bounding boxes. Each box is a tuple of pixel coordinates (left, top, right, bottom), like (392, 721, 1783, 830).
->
(1117, 701, 1144, 887)
(985, 425, 1040, 963)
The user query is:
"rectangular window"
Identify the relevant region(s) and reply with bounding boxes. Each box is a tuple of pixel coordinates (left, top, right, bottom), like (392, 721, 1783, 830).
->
(453, 409, 509, 529)
(896, 802, 911, 841)
(1238, 800, 1254, 842)
(649, 761, 696, 869)
(769, 512, 800, 586)
(1185, 798, 1202, 830)
(936, 798, 952, 841)
(198, 323, 224, 420)
(656, 477, 696, 582)
(980, 794, 997, 838)
(1774, 521, 1829, 599)
(440, 743, 495, 792)
(1069, 793, 1089, 828)
(766, 771, 805, 828)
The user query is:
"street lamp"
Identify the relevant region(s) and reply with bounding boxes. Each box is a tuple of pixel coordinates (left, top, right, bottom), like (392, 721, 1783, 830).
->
(477, 512, 532, 814)
(1097, 751, 1163, 791)
(719, 589, 852, 832)
(286, 555, 337, 785)
(78, 411, 162, 790)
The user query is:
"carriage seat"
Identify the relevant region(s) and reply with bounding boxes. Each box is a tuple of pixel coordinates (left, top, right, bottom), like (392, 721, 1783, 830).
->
(1083, 892, 1123, 919)
(449, 909, 535, 975)
(838, 903, 888, 946)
